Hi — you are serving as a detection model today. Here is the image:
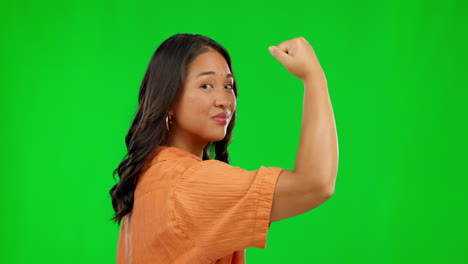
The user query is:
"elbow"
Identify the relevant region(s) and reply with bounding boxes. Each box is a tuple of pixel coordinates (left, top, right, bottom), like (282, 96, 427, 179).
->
(318, 187, 334, 204)
(302, 170, 337, 198)
(322, 178, 336, 198)
(324, 185, 335, 198)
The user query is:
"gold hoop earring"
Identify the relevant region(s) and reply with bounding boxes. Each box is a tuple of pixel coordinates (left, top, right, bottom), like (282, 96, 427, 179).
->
(166, 115, 172, 131)
(166, 115, 170, 131)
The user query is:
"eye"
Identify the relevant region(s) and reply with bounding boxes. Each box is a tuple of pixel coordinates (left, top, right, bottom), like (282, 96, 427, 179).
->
(201, 84, 213, 89)
(225, 84, 233, 89)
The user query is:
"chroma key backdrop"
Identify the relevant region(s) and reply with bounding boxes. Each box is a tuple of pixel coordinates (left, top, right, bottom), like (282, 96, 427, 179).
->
(1, 0, 466, 263)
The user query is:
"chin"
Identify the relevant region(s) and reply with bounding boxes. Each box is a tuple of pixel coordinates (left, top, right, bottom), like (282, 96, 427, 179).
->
(211, 133, 227, 142)
(213, 136, 226, 142)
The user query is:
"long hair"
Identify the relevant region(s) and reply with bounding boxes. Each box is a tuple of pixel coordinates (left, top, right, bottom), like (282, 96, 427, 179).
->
(109, 33, 238, 224)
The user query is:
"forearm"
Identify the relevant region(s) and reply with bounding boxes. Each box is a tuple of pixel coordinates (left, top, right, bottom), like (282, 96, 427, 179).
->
(294, 74, 339, 192)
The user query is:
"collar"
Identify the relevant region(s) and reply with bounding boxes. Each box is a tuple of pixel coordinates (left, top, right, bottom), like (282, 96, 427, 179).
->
(148, 146, 203, 166)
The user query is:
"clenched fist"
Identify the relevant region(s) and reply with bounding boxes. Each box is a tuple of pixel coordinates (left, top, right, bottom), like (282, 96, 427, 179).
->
(268, 37, 325, 82)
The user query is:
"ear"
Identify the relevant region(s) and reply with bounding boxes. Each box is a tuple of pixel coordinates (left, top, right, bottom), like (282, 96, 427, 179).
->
(168, 107, 175, 118)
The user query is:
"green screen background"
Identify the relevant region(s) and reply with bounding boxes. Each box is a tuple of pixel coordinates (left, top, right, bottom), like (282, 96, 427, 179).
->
(1, 0, 466, 263)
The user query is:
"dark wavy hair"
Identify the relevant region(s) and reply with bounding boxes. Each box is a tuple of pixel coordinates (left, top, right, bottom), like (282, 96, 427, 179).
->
(109, 33, 238, 224)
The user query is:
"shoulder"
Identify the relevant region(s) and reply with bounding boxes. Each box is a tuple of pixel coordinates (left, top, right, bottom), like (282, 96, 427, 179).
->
(133, 157, 200, 197)
(182, 158, 233, 173)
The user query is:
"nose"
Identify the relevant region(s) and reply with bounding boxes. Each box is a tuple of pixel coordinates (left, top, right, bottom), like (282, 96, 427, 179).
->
(214, 92, 232, 109)
(215, 99, 231, 108)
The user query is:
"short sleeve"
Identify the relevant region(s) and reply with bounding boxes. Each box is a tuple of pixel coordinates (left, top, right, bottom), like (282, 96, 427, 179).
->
(171, 159, 284, 260)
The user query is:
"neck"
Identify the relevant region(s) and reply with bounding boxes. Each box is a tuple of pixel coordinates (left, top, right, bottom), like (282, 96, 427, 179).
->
(165, 129, 207, 160)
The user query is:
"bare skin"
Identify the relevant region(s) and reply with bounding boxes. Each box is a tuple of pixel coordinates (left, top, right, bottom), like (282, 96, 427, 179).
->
(269, 37, 338, 192)
(165, 49, 237, 159)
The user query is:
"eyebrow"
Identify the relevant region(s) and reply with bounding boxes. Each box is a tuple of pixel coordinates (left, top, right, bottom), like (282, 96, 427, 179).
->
(196, 71, 234, 79)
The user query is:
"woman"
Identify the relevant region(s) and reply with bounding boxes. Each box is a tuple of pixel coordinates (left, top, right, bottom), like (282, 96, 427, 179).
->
(110, 33, 338, 263)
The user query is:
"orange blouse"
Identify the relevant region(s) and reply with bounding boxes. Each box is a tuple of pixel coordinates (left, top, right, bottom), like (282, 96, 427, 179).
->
(116, 146, 284, 263)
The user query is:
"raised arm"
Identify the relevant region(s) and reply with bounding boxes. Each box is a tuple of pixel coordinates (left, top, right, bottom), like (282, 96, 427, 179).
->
(268, 37, 339, 223)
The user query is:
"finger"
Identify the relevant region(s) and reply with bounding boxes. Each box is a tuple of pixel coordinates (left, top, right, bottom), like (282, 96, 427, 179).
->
(277, 41, 291, 54)
(268, 46, 290, 65)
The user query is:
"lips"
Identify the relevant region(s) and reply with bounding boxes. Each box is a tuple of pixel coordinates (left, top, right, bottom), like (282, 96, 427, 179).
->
(212, 112, 230, 119)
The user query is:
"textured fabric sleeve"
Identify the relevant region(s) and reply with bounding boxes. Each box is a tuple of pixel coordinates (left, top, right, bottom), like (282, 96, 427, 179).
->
(170, 159, 284, 260)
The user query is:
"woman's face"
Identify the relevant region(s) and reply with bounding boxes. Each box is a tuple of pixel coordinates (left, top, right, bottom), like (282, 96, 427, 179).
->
(169, 49, 237, 146)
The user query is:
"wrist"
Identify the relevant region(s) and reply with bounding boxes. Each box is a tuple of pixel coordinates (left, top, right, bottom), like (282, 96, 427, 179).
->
(301, 70, 327, 86)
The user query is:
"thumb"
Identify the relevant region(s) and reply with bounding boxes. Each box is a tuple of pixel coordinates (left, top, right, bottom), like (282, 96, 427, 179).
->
(268, 46, 290, 64)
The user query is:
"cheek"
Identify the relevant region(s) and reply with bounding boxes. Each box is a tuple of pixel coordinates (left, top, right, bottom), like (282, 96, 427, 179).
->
(181, 93, 211, 118)
(230, 95, 237, 111)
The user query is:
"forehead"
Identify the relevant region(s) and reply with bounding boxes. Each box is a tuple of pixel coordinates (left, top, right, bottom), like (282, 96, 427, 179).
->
(186, 50, 231, 78)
